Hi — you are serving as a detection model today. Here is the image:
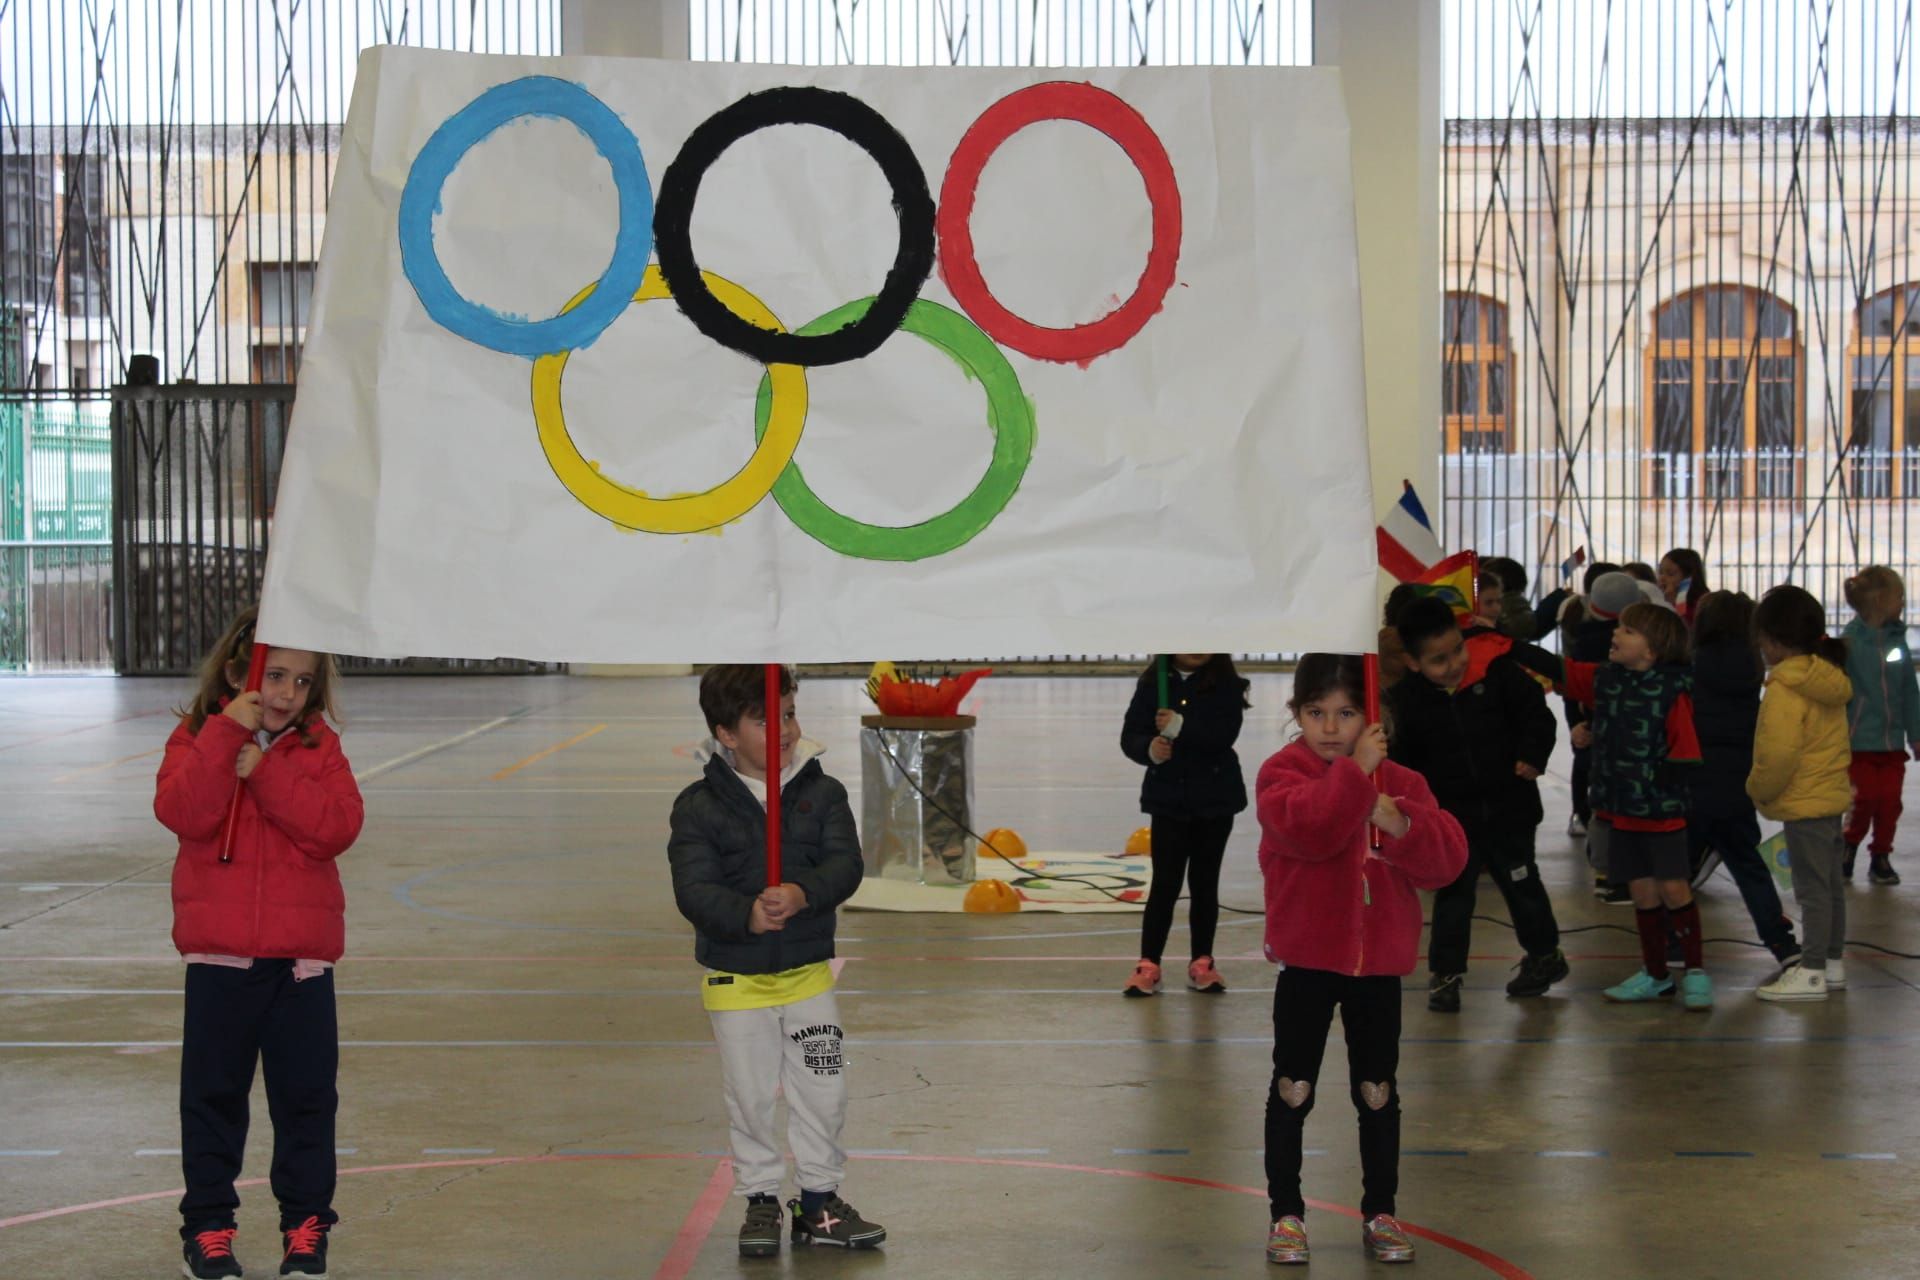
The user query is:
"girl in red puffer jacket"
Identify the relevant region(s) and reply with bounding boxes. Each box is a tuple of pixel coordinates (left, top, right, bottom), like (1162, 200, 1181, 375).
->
(155, 606, 362, 1280)
(1255, 654, 1466, 1268)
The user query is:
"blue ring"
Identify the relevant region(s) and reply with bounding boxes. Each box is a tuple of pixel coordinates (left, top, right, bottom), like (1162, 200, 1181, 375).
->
(397, 77, 653, 358)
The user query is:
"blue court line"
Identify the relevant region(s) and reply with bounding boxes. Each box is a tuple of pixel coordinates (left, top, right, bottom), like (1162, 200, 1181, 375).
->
(555, 1149, 644, 1156)
(1112, 1148, 1189, 1156)
(0, 1149, 60, 1156)
(134, 1148, 180, 1156)
(1537, 1150, 1608, 1158)
(1823, 1152, 1898, 1160)
(1303, 1149, 1329, 1156)
(421, 1147, 494, 1155)
(1675, 1151, 1754, 1158)
(335, 1148, 358, 1155)
(1404, 1149, 1471, 1157)
(4, 1030, 1915, 1049)
(845, 1148, 909, 1156)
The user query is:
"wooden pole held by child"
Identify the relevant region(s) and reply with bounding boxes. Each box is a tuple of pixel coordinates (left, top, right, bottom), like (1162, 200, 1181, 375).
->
(1363, 652, 1383, 852)
(764, 662, 783, 887)
(217, 641, 271, 864)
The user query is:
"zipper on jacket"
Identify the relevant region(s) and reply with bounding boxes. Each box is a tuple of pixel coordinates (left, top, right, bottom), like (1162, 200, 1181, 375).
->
(1354, 854, 1370, 977)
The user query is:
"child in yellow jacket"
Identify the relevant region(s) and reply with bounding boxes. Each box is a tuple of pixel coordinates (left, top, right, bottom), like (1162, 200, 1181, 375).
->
(1748, 586, 1854, 1002)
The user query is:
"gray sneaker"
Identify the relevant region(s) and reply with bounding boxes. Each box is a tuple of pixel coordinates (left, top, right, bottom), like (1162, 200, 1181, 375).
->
(789, 1195, 886, 1249)
(739, 1197, 782, 1257)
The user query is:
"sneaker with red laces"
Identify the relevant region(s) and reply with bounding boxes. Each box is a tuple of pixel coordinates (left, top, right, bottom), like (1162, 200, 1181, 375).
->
(1187, 956, 1227, 993)
(1122, 959, 1163, 997)
(182, 1225, 243, 1279)
(1363, 1213, 1416, 1263)
(278, 1217, 329, 1277)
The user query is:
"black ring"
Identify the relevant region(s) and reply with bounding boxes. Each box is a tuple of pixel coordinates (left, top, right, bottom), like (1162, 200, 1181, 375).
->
(652, 86, 937, 367)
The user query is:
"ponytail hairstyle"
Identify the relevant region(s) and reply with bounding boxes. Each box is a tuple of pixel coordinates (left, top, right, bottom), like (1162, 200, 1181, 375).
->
(1753, 585, 1848, 668)
(1141, 654, 1251, 707)
(1844, 565, 1905, 623)
(177, 605, 341, 747)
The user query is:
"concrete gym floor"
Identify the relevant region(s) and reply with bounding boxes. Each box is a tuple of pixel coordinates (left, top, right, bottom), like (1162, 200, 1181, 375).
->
(0, 672, 1913, 1279)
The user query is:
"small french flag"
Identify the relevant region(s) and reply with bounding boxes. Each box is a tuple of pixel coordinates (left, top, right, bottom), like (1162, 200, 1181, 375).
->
(1561, 546, 1588, 581)
(1376, 480, 1443, 582)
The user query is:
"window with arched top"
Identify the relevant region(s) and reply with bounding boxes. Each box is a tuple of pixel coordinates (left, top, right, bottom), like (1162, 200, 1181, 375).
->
(1646, 286, 1801, 499)
(1848, 285, 1920, 497)
(1442, 292, 1511, 454)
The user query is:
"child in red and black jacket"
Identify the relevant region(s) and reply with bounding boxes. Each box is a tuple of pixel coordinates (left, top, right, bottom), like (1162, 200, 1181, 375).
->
(154, 607, 363, 1280)
(1255, 655, 1467, 1268)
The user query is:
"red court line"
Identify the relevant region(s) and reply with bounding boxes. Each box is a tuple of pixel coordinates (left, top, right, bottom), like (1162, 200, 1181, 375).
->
(651, 1159, 733, 1280)
(0, 1150, 1532, 1278)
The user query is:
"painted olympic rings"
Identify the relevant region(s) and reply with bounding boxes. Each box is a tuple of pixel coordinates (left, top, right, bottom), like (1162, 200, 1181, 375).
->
(400, 76, 1182, 558)
(530, 266, 807, 535)
(753, 297, 1036, 561)
(653, 87, 936, 368)
(399, 78, 654, 358)
(936, 82, 1183, 365)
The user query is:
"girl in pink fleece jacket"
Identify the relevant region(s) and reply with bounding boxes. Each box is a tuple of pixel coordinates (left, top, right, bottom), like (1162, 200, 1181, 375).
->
(1255, 654, 1467, 1267)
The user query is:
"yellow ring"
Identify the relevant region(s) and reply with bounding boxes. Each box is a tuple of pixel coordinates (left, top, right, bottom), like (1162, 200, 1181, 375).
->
(530, 265, 807, 534)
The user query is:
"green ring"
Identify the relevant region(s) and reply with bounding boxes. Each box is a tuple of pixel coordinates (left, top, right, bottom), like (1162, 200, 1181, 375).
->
(753, 297, 1035, 561)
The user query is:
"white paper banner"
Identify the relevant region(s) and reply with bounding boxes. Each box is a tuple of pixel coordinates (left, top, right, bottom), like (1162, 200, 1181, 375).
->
(261, 47, 1376, 662)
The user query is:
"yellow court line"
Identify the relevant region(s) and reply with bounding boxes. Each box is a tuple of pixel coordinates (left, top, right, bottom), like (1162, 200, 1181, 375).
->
(489, 725, 609, 782)
(54, 747, 165, 784)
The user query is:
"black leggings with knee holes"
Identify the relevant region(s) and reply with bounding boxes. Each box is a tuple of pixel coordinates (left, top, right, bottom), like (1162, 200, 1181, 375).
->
(1264, 965, 1401, 1221)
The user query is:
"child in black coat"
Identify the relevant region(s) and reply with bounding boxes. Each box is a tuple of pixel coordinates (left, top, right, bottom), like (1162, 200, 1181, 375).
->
(1690, 592, 1800, 964)
(1119, 654, 1250, 996)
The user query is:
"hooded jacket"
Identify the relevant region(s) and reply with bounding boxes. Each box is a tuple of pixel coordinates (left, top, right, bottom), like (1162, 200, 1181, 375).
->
(1119, 665, 1249, 819)
(156, 712, 363, 962)
(1748, 654, 1855, 821)
(666, 742, 863, 975)
(1843, 617, 1920, 753)
(1255, 740, 1467, 978)
(1386, 651, 1556, 830)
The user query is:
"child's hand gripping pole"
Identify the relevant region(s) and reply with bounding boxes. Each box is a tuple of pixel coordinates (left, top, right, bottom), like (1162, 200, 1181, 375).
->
(217, 641, 271, 864)
(764, 662, 783, 888)
(1364, 652, 1383, 852)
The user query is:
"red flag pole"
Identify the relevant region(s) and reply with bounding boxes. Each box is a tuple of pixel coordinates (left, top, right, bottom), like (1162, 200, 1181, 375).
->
(217, 641, 271, 864)
(764, 663, 783, 888)
(1364, 651, 1383, 851)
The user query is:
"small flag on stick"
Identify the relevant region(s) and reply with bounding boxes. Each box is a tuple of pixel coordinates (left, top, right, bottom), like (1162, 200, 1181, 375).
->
(1376, 480, 1443, 581)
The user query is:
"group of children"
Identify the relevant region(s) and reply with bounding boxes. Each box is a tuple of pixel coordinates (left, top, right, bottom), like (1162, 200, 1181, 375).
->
(149, 556, 1914, 1273)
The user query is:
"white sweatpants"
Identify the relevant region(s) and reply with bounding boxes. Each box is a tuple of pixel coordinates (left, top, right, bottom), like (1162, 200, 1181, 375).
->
(709, 989, 848, 1197)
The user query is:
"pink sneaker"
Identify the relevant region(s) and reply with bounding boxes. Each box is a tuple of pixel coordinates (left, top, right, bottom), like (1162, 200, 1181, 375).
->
(1187, 956, 1227, 993)
(1122, 959, 1162, 997)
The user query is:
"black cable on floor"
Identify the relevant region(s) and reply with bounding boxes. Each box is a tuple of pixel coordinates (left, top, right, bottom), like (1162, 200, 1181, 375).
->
(871, 732, 1920, 958)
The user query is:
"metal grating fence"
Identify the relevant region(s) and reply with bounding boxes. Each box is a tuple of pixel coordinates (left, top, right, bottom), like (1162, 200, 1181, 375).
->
(1444, 0, 1920, 623)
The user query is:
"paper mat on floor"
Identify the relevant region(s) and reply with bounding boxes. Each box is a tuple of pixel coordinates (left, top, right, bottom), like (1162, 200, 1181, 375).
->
(847, 853, 1150, 913)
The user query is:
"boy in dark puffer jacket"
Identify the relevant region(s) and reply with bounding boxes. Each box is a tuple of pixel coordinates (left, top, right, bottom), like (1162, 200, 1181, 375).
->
(668, 665, 884, 1255)
(1389, 598, 1567, 1013)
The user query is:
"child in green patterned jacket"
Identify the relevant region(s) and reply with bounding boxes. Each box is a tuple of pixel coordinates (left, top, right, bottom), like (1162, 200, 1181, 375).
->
(1510, 603, 1709, 1008)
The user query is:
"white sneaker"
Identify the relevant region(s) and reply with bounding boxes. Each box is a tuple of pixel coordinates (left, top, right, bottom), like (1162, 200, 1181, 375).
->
(1826, 959, 1847, 989)
(1757, 963, 1828, 1002)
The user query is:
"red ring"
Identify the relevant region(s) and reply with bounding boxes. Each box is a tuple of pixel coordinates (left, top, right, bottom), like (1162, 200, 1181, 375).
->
(937, 81, 1182, 366)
